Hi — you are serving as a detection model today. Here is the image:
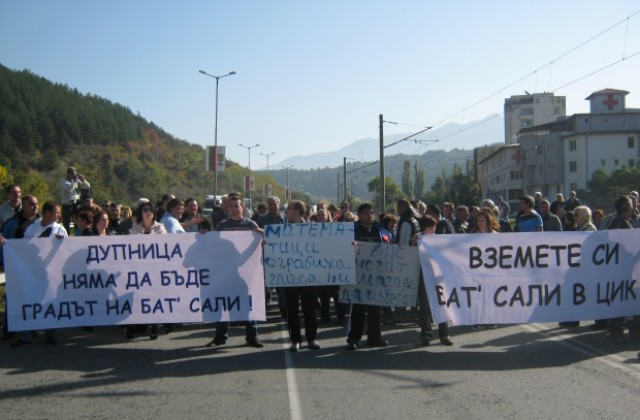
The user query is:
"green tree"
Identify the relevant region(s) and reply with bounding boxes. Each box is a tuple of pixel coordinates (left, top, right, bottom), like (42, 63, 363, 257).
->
(367, 176, 404, 212)
(586, 164, 640, 208)
(586, 167, 609, 197)
(14, 170, 51, 201)
(414, 161, 425, 200)
(401, 160, 413, 198)
(0, 164, 13, 187)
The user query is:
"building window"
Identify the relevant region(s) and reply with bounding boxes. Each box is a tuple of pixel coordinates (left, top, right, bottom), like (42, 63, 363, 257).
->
(629, 137, 635, 148)
(629, 159, 636, 167)
(601, 159, 606, 166)
(521, 120, 533, 127)
(537, 146, 543, 156)
(569, 161, 577, 172)
(510, 170, 522, 181)
(569, 140, 576, 151)
(614, 158, 620, 166)
(520, 108, 533, 116)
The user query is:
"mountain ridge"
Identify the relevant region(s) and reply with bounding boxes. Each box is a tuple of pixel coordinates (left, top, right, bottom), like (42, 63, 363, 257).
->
(264, 115, 503, 171)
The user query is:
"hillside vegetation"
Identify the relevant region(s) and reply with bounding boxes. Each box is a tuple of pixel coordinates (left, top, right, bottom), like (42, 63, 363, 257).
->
(0, 64, 493, 209)
(0, 64, 285, 206)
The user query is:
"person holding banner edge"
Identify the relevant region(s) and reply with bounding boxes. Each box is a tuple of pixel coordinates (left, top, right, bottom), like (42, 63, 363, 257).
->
(208, 193, 265, 349)
(1, 194, 40, 341)
(399, 199, 454, 346)
(11, 201, 67, 348)
(281, 200, 320, 352)
(346, 202, 392, 351)
(127, 199, 167, 340)
(412, 213, 454, 346)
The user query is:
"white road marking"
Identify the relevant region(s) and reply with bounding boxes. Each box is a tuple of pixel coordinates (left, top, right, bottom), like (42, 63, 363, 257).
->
(280, 324, 303, 420)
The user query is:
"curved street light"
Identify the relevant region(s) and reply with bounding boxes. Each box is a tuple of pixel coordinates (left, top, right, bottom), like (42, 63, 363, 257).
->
(260, 152, 276, 172)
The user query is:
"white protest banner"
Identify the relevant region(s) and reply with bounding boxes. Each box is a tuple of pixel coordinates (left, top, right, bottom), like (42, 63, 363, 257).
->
(339, 242, 420, 307)
(263, 222, 356, 287)
(419, 230, 640, 326)
(4, 231, 265, 331)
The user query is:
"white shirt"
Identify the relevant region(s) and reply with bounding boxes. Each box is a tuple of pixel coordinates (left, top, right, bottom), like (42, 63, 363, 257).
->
(24, 218, 68, 238)
(60, 177, 91, 204)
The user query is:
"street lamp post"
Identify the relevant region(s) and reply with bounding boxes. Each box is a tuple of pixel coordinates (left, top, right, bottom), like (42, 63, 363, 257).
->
(260, 152, 275, 171)
(379, 114, 385, 215)
(282, 165, 294, 200)
(343, 157, 354, 202)
(199, 69, 236, 201)
(239, 143, 260, 210)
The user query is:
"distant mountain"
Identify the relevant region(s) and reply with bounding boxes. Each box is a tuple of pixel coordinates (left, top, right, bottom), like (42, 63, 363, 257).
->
(265, 115, 503, 171)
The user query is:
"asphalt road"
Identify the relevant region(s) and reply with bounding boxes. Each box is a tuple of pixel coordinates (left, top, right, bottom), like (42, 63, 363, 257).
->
(1, 303, 639, 420)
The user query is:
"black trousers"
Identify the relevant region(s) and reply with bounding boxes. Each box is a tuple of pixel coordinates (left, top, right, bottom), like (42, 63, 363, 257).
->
(318, 285, 345, 321)
(418, 278, 449, 338)
(348, 304, 381, 343)
(284, 287, 317, 343)
(61, 203, 75, 234)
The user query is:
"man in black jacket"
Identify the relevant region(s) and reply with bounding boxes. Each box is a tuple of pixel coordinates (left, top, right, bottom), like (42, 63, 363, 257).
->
(347, 203, 393, 351)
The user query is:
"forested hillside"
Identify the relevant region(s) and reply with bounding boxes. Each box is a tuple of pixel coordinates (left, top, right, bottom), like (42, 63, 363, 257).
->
(0, 64, 486, 209)
(0, 64, 284, 206)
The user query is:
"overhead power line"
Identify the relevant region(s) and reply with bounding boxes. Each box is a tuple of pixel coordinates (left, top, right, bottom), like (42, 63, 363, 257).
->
(431, 8, 640, 128)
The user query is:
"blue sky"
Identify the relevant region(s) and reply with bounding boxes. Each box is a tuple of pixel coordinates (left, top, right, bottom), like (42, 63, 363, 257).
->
(2, 1, 639, 169)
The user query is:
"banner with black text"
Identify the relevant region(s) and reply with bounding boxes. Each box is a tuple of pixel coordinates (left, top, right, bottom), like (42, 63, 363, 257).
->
(419, 230, 640, 325)
(4, 232, 266, 331)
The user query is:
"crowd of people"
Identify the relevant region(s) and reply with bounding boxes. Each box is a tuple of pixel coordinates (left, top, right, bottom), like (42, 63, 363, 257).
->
(0, 167, 639, 358)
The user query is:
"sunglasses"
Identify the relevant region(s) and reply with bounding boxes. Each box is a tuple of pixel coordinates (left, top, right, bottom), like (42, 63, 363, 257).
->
(142, 207, 154, 213)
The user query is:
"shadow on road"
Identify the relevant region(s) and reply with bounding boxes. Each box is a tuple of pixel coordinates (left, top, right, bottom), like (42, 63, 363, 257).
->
(0, 305, 638, 401)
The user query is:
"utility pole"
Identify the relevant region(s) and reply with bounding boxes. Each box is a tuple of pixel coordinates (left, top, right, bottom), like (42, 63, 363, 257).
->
(343, 157, 348, 202)
(379, 114, 385, 215)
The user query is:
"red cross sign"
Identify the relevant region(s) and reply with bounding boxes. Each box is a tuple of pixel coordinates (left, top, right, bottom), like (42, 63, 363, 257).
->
(602, 94, 619, 110)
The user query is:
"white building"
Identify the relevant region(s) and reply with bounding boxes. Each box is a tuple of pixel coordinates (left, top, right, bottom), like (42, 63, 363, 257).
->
(518, 88, 639, 195)
(518, 119, 569, 197)
(479, 88, 639, 204)
(477, 144, 523, 207)
(504, 93, 566, 145)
